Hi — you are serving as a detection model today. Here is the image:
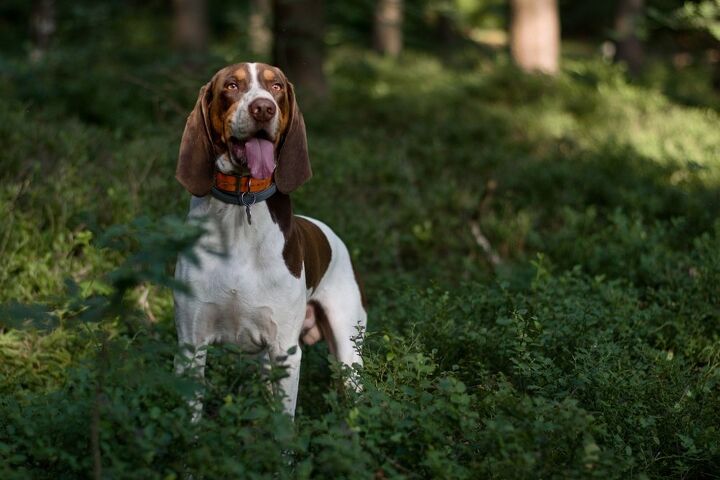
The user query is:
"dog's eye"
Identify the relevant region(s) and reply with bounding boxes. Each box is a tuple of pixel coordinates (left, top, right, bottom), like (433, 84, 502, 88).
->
(271, 83, 282, 92)
(226, 83, 238, 91)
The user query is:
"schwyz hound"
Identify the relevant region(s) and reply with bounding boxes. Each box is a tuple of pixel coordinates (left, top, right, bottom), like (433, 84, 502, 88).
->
(173, 62, 366, 419)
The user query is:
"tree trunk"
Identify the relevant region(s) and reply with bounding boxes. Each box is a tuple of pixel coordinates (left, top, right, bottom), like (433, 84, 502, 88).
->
(614, 0, 645, 75)
(435, 12, 459, 47)
(273, 0, 328, 101)
(510, 0, 560, 74)
(249, 0, 272, 58)
(173, 0, 208, 55)
(374, 0, 403, 58)
(30, 0, 56, 63)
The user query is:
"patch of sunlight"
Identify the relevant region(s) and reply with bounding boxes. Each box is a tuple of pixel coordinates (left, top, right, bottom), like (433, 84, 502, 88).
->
(468, 28, 507, 47)
(518, 107, 579, 142)
(592, 82, 720, 182)
(372, 81, 391, 98)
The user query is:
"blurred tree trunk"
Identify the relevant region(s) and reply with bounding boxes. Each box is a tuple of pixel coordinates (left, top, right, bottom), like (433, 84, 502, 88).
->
(173, 0, 208, 56)
(374, 0, 403, 58)
(249, 0, 272, 58)
(614, 0, 645, 75)
(435, 12, 458, 47)
(273, 0, 328, 101)
(510, 0, 560, 74)
(30, 0, 56, 63)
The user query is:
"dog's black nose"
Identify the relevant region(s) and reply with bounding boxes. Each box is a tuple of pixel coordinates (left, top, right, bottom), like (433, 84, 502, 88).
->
(249, 98, 276, 123)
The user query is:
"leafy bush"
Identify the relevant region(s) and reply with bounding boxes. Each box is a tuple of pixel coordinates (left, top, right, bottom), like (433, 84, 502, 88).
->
(1, 41, 719, 478)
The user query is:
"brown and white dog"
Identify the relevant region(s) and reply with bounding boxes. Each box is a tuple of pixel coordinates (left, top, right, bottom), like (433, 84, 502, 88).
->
(173, 63, 366, 418)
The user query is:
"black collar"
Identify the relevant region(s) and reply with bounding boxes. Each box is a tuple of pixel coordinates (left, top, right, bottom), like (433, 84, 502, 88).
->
(210, 183, 277, 206)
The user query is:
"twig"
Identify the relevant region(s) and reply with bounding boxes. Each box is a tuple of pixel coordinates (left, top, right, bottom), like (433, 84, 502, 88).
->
(471, 178, 502, 268)
(470, 221, 502, 267)
(138, 284, 156, 323)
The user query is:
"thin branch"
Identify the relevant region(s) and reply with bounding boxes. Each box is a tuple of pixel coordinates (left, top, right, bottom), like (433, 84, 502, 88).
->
(470, 221, 502, 268)
(471, 178, 502, 268)
(138, 284, 157, 323)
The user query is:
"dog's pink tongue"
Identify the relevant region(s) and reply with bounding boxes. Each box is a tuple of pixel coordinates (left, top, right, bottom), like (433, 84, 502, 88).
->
(244, 138, 275, 179)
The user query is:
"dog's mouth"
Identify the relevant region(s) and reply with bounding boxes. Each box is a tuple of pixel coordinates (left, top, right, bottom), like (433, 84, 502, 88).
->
(229, 131, 276, 179)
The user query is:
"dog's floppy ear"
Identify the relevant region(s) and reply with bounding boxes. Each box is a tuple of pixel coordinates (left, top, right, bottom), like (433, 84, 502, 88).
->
(275, 82, 311, 194)
(176, 81, 216, 196)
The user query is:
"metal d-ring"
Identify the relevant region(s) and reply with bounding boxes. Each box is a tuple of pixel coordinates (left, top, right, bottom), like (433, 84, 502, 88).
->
(240, 180, 257, 224)
(240, 191, 257, 207)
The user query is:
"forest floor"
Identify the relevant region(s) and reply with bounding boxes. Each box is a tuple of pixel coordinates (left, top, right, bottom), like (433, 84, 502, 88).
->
(1, 47, 719, 478)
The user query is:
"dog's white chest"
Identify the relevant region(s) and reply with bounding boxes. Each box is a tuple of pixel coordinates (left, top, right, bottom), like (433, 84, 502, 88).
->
(175, 197, 305, 350)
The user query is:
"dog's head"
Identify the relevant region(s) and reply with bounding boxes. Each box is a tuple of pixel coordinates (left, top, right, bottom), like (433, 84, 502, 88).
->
(176, 63, 310, 196)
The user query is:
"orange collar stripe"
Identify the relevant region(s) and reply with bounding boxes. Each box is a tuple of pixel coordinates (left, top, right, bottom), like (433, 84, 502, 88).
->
(214, 171, 274, 193)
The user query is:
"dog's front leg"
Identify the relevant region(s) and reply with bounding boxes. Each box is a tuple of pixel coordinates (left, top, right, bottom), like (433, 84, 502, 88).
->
(268, 343, 303, 418)
(174, 343, 208, 423)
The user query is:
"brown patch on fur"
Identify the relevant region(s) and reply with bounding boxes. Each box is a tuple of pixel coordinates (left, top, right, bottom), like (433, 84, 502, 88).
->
(262, 68, 276, 82)
(266, 193, 331, 289)
(209, 104, 227, 145)
(272, 81, 310, 194)
(266, 193, 293, 236)
(276, 99, 291, 150)
(176, 80, 214, 195)
(232, 66, 247, 82)
(208, 64, 250, 146)
(295, 217, 332, 290)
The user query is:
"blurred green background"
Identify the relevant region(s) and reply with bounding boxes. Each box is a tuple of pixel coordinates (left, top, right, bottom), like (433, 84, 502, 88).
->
(0, 1, 719, 479)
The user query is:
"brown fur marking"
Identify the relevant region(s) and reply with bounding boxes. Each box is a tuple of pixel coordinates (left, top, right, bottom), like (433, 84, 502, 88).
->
(295, 217, 332, 290)
(232, 66, 247, 82)
(262, 68, 276, 81)
(266, 193, 331, 289)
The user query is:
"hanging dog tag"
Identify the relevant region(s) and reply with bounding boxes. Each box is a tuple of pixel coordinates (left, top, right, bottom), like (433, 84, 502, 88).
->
(241, 181, 256, 225)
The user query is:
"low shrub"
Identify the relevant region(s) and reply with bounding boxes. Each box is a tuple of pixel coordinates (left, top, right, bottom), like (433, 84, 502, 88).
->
(1, 47, 719, 478)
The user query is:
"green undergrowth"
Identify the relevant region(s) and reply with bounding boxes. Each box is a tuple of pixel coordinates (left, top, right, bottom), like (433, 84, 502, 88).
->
(1, 46, 719, 478)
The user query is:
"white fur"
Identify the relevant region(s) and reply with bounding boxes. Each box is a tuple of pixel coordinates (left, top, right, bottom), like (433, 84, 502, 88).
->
(174, 191, 367, 418)
(215, 153, 235, 173)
